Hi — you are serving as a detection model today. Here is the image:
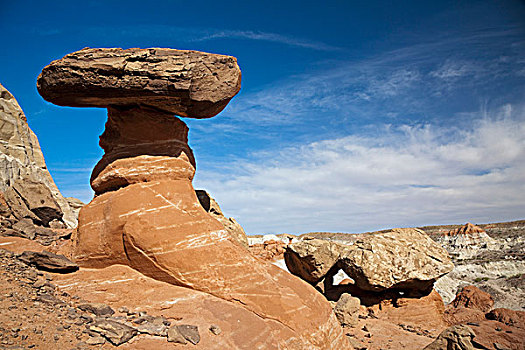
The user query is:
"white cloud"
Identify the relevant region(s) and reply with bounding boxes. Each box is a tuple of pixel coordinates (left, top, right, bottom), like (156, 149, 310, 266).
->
(430, 60, 473, 80)
(191, 29, 342, 51)
(194, 105, 525, 234)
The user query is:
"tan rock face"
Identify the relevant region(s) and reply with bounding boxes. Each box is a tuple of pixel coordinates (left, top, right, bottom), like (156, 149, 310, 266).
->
(52, 264, 347, 349)
(423, 325, 476, 350)
(38, 48, 348, 349)
(0, 83, 77, 227)
(334, 293, 360, 327)
(195, 189, 249, 248)
(376, 289, 447, 333)
(340, 228, 454, 292)
(37, 48, 241, 118)
(285, 238, 344, 285)
(285, 228, 454, 293)
(249, 240, 287, 262)
(486, 308, 525, 329)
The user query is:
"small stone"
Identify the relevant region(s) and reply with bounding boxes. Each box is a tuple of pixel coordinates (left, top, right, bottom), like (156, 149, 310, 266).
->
(76, 341, 87, 348)
(209, 324, 221, 335)
(494, 343, 511, 350)
(33, 277, 47, 288)
(334, 293, 360, 327)
(89, 320, 137, 346)
(167, 326, 187, 344)
(117, 306, 129, 314)
(77, 303, 115, 317)
(135, 316, 169, 336)
(86, 335, 106, 345)
(177, 325, 200, 345)
(19, 251, 78, 273)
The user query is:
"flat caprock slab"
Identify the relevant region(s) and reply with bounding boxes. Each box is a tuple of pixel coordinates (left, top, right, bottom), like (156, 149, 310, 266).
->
(37, 47, 241, 118)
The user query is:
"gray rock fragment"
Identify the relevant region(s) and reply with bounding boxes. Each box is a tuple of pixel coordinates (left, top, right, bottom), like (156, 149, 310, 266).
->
(77, 302, 115, 317)
(19, 250, 78, 273)
(177, 325, 200, 345)
(89, 319, 137, 346)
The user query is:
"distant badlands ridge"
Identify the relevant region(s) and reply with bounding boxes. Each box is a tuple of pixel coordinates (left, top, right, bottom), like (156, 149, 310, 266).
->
(247, 219, 525, 243)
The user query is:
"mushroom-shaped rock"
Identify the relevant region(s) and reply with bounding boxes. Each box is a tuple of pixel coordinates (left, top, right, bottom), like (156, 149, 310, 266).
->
(37, 48, 349, 349)
(37, 47, 241, 118)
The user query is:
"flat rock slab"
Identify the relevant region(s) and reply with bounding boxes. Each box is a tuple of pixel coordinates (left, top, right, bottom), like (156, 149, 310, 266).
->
(176, 324, 200, 345)
(89, 319, 137, 346)
(37, 47, 241, 118)
(77, 302, 115, 317)
(19, 250, 78, 273)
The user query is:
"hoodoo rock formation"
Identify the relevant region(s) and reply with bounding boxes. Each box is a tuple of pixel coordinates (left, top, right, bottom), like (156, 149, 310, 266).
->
(37, 48, 348, 349)
(0, 83, 77, 228)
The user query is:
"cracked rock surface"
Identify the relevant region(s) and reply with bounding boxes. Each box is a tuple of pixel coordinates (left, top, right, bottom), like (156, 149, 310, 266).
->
(37, 47, 242, 118)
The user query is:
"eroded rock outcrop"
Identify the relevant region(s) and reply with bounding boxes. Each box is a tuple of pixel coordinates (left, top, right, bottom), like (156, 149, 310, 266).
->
(196, 189, 248, 248)
(436, 223, 498, 260)
(451, 285, 494, 313)
(340, 228, 454, 292)
(37, 47, 241, 118)
(430, 221, 524, 309)
(285, 238, 344, 285)
(0, 83, 77, 228)
(37, 47, 348, 349)
(285, 228, 454, 294)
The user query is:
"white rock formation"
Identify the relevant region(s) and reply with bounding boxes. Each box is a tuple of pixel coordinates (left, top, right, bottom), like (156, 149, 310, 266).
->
(0, 83, 77, 227)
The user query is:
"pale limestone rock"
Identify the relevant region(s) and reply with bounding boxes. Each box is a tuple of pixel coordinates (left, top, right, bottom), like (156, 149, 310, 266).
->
(285, 228, 454, 293)
(0, 83, 77, 227)
(340, 228, 454, 292)
(333, 293, 360, 327)
(284, 238, 346, 285)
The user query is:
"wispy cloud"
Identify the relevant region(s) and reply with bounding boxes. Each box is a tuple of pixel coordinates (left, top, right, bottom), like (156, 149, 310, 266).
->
(195, 104, 525, 234)
(206, 26, 525, 131)
(190, 29, 342, 51)
(58, 24, 343, 52)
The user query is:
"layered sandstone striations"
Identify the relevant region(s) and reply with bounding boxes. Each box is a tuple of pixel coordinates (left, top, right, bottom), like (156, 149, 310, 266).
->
(435, 222, 498, 260)
(0, 83, 77, 228)
(37, 48, 348, 349)
(196, 189, 249, 248)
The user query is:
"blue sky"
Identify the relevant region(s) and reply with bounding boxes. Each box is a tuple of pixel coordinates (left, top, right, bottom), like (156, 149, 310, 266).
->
(1, 0, 524, 234)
